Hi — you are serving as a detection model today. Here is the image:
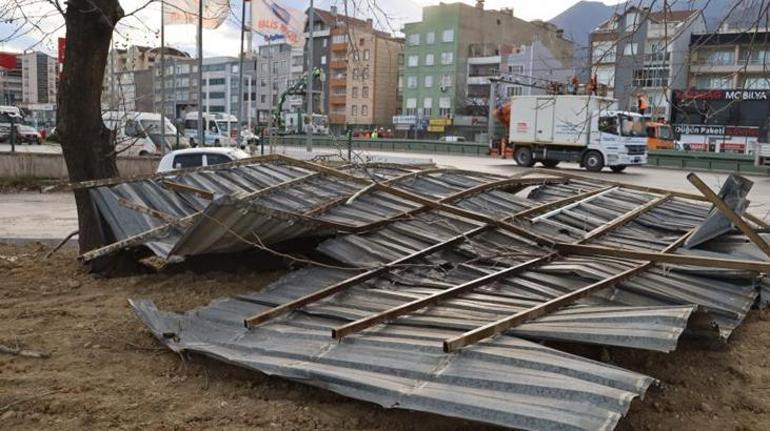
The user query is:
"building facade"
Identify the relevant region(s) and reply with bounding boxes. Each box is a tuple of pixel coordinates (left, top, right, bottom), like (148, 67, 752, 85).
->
(670, 28, 770, 141)
(0, 52, 22, 105)
(252, 42, 304, 125)
(589, 7, 706, 119)
(400, 2, 573, 129)
(21, 52, 57, 105)
(307, 7, 403, 132)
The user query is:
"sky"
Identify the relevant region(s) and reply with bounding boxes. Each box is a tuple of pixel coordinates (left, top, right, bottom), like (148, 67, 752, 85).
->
(0, 0, 624, 57)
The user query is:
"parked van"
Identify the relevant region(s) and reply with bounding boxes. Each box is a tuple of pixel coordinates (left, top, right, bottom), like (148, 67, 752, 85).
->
(103, 111, 179, 156)
(183, 112, 239, 147)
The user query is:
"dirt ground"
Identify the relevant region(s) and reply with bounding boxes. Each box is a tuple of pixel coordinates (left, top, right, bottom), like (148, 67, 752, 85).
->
(2, 241, 770, 431)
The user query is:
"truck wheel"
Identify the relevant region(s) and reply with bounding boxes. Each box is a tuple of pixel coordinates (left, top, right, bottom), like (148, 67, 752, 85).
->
(610, 165, 627, 173)
(541, 160, 560, 168)
(514, 146, 535, 167)
(583, 151, 604, 172)
(214, 139, 220, 146)
(189, 138, 196, 148)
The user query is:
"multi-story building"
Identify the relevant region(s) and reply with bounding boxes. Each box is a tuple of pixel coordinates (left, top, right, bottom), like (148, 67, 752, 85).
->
(589, 7, 706, 120)
(0, 52, 22, 105)
(153, 56, 257, 123)
(400, 1, 573, 130)
(21, 52, 58, 105)
(252, 43, 304, 126)
(105, 46, 189, 113)
(307, 6, 403, 132)
(670, 26, 770, 141)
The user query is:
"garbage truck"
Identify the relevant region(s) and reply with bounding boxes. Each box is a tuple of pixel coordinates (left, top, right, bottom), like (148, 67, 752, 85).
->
(507, 95, 648, 172)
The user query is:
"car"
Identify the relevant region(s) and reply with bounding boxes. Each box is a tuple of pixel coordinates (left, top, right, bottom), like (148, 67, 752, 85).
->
(156, 147, 251, 173)
(16, 123, 42, 145)
(438, 135, 466, 142)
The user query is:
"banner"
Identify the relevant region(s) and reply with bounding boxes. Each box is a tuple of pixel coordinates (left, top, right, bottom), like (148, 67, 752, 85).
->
(251, 0, 306, 46)
(165, 0, 229, 29)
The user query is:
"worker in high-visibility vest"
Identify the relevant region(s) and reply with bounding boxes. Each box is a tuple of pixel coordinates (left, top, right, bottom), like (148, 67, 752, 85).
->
(637, 95, 649, 114)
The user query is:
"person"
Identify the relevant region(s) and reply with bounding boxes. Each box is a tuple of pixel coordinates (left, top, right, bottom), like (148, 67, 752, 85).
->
(371, 129, 378, 140)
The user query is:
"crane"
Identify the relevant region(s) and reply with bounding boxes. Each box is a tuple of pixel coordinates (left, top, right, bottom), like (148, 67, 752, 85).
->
(272, 67, 323, 135)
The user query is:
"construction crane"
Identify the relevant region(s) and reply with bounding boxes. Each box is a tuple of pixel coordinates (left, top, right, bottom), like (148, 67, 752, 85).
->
(272, 67, 324, 135)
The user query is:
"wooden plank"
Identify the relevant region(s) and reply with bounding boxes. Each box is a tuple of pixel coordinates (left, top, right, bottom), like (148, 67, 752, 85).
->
(555, 243, 770, 272)
(116, 198, 181, 224)
(161, 180, 214, 200)
(687, 173, 770, 260)
(581, 194, 672, 239)
(745, 213, 770, 230)
(331, 256, 552, 339)
(513, 186, 614, 219)
(242, 225, 489, 328)
(441, 228, 696, 352)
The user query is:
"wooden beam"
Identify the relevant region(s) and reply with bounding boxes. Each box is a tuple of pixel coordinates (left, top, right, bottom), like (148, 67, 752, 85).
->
(745, 213, 770, 230)
(555, 243, 770, 272)
(243, 224, 493, 327)
(116, 198, 182, 224)
(581, 194, 672, 239)
(687, 173, 770, 260)
(161, 180, 214, 200)
(331, 256, 553, 339)
(513, 186, 614, 219)
(441, 228, 696, 352)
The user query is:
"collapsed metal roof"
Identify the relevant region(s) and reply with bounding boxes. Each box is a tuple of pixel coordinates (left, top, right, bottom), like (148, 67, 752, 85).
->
(73, 156, 770, 431)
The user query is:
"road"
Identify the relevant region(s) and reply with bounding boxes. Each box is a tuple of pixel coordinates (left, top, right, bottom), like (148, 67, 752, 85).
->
(1, 145, 769, 241)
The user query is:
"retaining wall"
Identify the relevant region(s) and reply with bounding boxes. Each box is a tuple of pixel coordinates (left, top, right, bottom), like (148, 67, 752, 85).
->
(0, 152, 159, 179)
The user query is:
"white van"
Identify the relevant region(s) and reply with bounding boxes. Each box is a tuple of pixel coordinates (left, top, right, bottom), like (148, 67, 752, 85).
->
(103, 111, 180, 157)
(183, 112, 239, 147)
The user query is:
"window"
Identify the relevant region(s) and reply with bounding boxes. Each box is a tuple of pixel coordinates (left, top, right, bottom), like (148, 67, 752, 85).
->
(423, 97, 432, 116)
(441, 74, 452, 88)
(408, 33, 420, 46)
(363, 49, 370, 61)
(361, 105, 368, 116)
(362, 68, 369, 79)
(173, 153, 203, 169)
(745, 77, 770, 89)
(506, 86, 522, 96)
(425, 54, 434, 66)
(623, 43, 638, 56)
(334, 86, 346, 95)
(205, 153, 233, 166)
(699, 49, 735, 65)
(426, 32, 435, 44)
(260, 95, 266, 103)
(332, 34, 347, 44)
(353, 69, 359, 79)
(624, 12, 639, 32)
(442, 29, 454, 42)
(322, 38, 327, 47)
(352, 51, 360, 61)
(208, 92, 225, 99)
(407, 76, 417, 88)
(408, 55, 419, 67)
(352, 87, 358, 98)
(598, 116, 618, 135)
(359, 38, 365, 46)
(438, 97, 451, 116)
(441, 52, 454, 65)
(632, 67, 669, 88)
(406, 97, 417, 116)
(362, 86, 369, 98)
(424, 75, 433, 88)
(592, 41, 616, 63)
(696, 75, 733, 89)
(351, 105, 358, 117)
(508, 64, 524, 75)
(208, 78, 226, 85)
(321, 55, 327, 65)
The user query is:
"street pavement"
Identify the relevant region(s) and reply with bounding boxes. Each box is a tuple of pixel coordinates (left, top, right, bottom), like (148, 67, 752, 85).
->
(1, 145, 769, 241)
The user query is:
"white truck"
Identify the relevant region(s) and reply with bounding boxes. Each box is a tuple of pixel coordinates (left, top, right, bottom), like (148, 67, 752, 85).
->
(183, 112, 239, 147)
(103, 111, 180, 156)
(756, 142, 770, 170)
(508, 95, 648, 172)
(281, 112, 329, 135)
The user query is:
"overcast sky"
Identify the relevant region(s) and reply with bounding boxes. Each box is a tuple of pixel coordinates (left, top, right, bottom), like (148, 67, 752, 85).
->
(0, 0, 624, 57)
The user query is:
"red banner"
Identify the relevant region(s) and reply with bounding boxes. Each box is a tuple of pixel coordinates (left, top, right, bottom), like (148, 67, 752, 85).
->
(0, 52, 17, 70)
(58, 38, 66, 64)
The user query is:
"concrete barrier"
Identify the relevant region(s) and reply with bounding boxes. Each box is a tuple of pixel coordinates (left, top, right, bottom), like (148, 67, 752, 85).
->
(647, 150, 764, 174)
(276, 135, 490, 156)
(0, 152, 159, 179)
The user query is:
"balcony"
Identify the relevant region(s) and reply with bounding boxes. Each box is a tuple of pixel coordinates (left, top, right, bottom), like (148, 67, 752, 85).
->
(467, 55, 501, 65)
(331, 43, 348, 52)
(330, 60, 347, 69)
(467, 76, 492, 85)
(329, 78, 347, 87)
(329, 94, 346, 105)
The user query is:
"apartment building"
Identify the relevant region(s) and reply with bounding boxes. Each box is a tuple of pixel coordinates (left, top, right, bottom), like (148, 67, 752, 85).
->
(589, 7, 706, 119)
(21, 52, 58, 105)
(401, 1, 573, 127)
(303, 7, 403, 131)
(153, 56, 257, 123)
(670, 26, 770, 139)
(252, 42, 304, 125)
(105, 46, 189, 113)
(0, 52, 22, 105)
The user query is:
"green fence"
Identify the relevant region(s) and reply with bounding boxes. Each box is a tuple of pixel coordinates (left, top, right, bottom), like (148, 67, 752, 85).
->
(276, 135, 489, 156)
(647, 150, 766, 174)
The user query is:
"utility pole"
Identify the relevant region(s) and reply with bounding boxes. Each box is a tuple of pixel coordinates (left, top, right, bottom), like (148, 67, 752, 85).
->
(488, 79, 496, 150)
(196, 0, 204, 147)
(306, 0, 314, 152)
(236, 0, 247, 146)
(160, 1, 166, 154)
(267, 35, 274, 153)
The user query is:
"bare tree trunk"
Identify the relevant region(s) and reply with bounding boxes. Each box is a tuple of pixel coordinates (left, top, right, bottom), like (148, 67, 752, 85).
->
(57, 0, 124, 254)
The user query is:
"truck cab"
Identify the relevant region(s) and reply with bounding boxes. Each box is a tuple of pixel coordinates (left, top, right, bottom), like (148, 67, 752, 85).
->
(589, 110, 649, 171)
(645, 122, 675, 150)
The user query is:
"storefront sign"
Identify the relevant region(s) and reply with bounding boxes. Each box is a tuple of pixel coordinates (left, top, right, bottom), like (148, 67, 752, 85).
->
(673, 124, 760, 137)
(674, 89, 770, 101)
